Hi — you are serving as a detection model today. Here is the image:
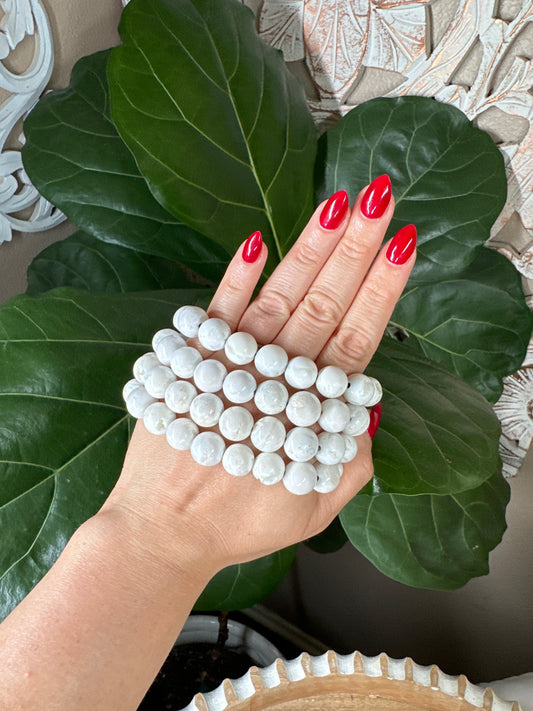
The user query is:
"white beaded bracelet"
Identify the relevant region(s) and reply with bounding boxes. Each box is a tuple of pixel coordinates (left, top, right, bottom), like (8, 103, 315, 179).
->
(124, 305, 382, 495)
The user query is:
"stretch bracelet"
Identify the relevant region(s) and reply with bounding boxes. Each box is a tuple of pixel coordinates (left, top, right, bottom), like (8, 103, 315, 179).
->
(123, 305, 382, 495)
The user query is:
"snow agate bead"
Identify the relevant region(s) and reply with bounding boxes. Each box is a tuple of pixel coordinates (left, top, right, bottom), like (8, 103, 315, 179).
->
(250, 416, 286, 452)
(190, 431, 225, 466)
(173, 305, 207, 338)
(252, 452, 285, 485)
(345, 373, 380, 406)
(142, 402, 175, 435)
(164, 380, 197, 413)
(284, 356, 318, 389)
(133, 352, 159, 384)
(154, 333, 186, 366)
(166, 418, 199, 450)
(144, 365, 176, 399)
(223, 370, 257, 403)
(218, 406, 254, 441)
(254, 380, 289, 415)
(283, 462, 317, 495)
(170, 346, 203, 379)
(318, 398, 351, 433)
(365, 377, 383, 408)
(224, 332, 258, 365)
(152, 328, 180, 351)
(314, 463, 343, 493)
(316, 365, 348, 399)
(122, 378, 140, 401)
(316, 432, 346, 465)
(193, 359, 227, 393)
(125, 385, 156, 418)
(283, 427, 319, 462)
(197, 318, 231, 351)
(341, 434, 358, 463)
(343, 404, 371, 436)
(254, 344, 288, 377)
(222, 444, 255, 477)
(285, 391, 321, 427)
(189, 393, 224, 427)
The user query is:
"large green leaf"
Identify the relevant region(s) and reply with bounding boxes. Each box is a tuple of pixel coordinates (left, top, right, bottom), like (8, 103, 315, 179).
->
(22, 50, 229, 283)
(0, 287, 212, 620)
(340, 469, 509, 590)
(367, 340, 501, 495)
(195, 547, 297, 611)
(317, 96, 507, 284)
(108, 0, 317, 272)
(390, 247, 533, 402)
(26, 230, 198, 296)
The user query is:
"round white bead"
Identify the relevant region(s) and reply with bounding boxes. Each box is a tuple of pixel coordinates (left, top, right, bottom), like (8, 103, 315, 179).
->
(142, 401, 175, 435)
(284, 356, 318, 389)
(345, 373, 378, 406)
(154, 333, 186, 365)
(343, 404, 371, 436)
(222, 444, 254, 477)
(166, 418, 199, 450)
(125, 385, 156, 418)
(173, 305, 208, 338)
(189, 393, 224, 427)
(283, 427, 319, 462)
(250, 416, 286, 452)
(318, 398, 351, 433)
(366, 377, 383, 407)
(144, 365, 176, 398)
(316, 432, 346, 465)
(122, 378, 141, 401)
(190, 431, 225, 466)
(316, 366, 348, 398)
(341, 434, 358, 463)
(197, 318, 231, 351)
(254, 380, 289, 415)
(224, 332, 258, 365)
(170, 346, 203, 379)
(164, 380, 197, 413)
(222, 370, 257, 403)
(254, 344, 289, 377)
(133, 352, 159, 384)
(314, 463, 343, 493)
(285, 391, 322, 427)
(283, 462, 317, 495)
(193, 359, 227, 393)
(218, 406, 254, 441)
(252, 452, 285, 485)
(152, 328, 180, 350)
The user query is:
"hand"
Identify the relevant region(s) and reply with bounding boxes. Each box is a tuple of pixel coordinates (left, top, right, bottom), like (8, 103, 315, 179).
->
(103, 177, 416, 578)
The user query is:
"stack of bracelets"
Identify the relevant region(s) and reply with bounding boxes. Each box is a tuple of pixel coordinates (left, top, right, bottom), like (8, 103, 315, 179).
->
(123, 306, 382, 496)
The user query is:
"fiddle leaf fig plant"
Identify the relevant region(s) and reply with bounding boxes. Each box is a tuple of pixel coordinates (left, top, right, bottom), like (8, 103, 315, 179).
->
(0, 0, 530, 619)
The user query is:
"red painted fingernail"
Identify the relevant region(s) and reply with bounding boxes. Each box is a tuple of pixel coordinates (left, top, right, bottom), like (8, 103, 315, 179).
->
(319, 190, 349, 230)
(242, 231, 263, 263)
(360, 174, 392, 219)
(368, 403, 382, 439)
(386, 224, 417, 265)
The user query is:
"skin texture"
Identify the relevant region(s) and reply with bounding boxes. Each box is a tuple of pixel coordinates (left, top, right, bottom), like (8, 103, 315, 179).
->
(0, 183, 415, 711)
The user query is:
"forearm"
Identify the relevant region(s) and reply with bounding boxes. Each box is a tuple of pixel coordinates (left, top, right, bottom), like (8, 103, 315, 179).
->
(0, 509, 214, 711)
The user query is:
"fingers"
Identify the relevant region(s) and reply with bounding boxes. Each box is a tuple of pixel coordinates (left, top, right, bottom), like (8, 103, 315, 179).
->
(318, 224, 416, 372)
(208, 232, 268, 330)
(238, 190, 351, 342)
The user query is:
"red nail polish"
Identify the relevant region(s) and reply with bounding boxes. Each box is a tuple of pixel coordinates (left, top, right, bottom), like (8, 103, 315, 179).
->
(360, 174, 392, 219)
(319, 190, 349, 230)
(368, 403, 382, 439)
(242, 231, 263, 263)
(386, 224, 417, 265)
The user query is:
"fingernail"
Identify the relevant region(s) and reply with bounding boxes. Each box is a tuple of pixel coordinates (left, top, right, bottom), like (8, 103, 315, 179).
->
(368, 403, 382, 439)
(360, 174, 392, 219)
(242, 231, 263, 263)
(386, 224, 417, 265)
(319, 190, 349, 230)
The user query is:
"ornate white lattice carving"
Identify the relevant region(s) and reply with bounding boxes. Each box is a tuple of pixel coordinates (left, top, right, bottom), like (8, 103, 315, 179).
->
(0, 0, 64, 243)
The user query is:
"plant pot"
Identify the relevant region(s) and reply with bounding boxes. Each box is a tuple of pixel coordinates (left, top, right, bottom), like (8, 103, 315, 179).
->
(184, 650, 522, 711)
(139, 615, 283, 711)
